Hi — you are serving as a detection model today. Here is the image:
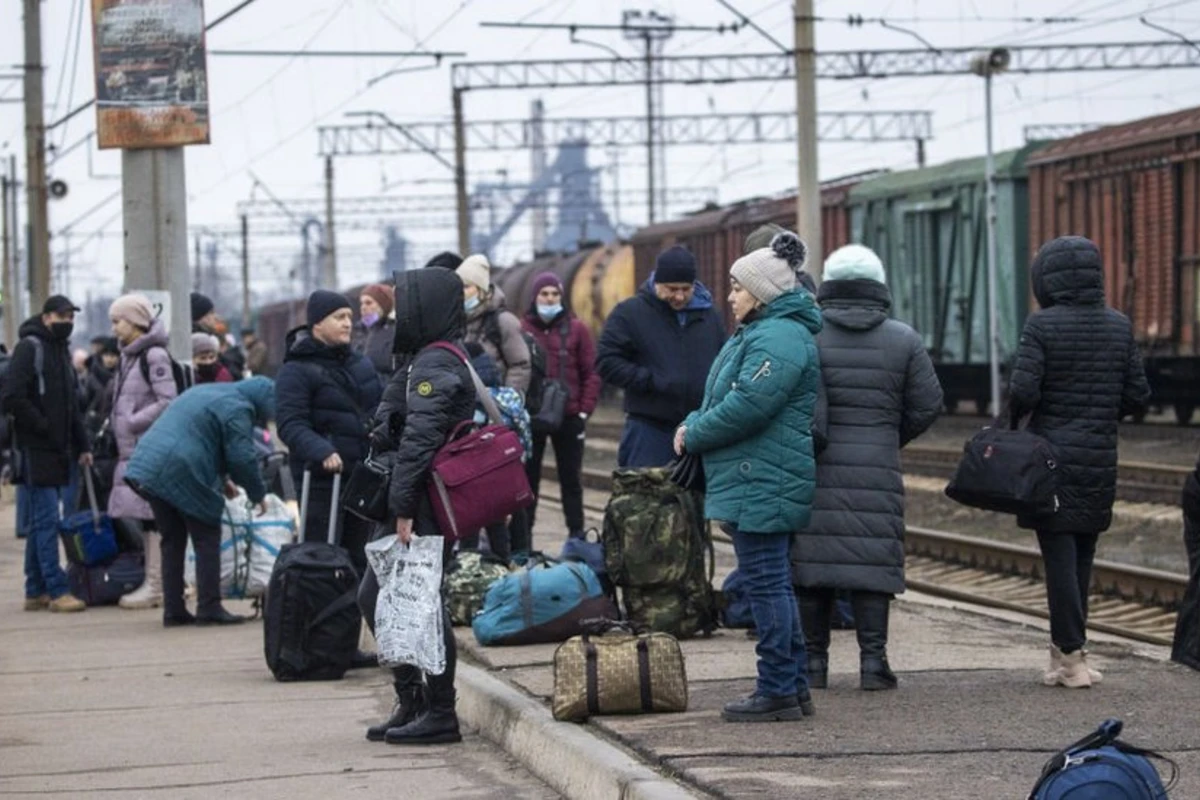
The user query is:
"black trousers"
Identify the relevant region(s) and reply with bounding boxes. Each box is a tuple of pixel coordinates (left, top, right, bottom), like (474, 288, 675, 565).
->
(357, 536, 457, 690)
(301, 482, 371, 579)
(526, 414, 587, 536)
(1036, 531, 1099, 654)
(148, 496, 222, 618)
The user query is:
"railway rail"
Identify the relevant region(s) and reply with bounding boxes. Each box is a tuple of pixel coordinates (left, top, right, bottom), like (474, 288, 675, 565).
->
(539, 463, 1188, 648)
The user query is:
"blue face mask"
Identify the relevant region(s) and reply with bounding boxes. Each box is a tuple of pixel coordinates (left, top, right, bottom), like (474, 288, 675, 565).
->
(464, 295, 481, 313)
(537, 303, 563, 320)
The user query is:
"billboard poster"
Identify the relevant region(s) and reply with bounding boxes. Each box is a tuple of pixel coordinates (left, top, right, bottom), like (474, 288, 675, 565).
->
(91, 0, 210, 149)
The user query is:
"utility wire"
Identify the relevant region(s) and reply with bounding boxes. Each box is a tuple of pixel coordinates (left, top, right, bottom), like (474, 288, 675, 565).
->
(1141, 16, 1200, 53)
(714, 0, 790, 52)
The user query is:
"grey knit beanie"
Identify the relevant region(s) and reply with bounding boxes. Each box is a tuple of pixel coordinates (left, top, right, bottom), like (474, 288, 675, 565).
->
(729, 231, 807, 305)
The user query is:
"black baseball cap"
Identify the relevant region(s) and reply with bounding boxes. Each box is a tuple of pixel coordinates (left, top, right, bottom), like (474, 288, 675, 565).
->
(43, 295, 81, 314)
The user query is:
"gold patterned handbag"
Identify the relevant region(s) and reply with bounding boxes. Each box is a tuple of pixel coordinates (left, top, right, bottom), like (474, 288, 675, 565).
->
(552, 625, 688, 722)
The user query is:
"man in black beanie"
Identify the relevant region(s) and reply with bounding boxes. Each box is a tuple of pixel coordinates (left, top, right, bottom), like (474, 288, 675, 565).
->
(424, 251, 464, 270)
(596, 244, 726, 468)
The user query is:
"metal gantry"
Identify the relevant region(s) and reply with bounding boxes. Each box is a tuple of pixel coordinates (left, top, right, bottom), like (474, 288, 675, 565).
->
(317, 110, 933, 157)
(449, 41, 1200, 90)
(1023, 123, 1104, 141)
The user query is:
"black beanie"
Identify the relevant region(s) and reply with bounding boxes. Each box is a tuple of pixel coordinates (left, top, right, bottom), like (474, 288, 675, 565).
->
(190, 292, 214, 322)
(425, 251, 464, 270)
(653, 245, 697, 285)
(307, 290, 352, 328)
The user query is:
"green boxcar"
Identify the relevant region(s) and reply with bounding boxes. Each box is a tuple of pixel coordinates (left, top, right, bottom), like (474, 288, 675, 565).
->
(846, 143, 1043, 413)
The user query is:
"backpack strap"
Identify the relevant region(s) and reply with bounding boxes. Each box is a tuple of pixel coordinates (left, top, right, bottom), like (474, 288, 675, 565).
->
(556, 320, 569, 381)
(425, 341, 504, 427)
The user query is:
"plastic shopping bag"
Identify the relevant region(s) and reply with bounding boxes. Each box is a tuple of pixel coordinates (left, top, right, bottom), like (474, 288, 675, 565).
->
(244, 494, 296, 596)
(367, 535, 445, 675)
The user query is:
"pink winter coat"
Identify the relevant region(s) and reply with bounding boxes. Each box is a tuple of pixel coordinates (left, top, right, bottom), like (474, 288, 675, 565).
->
(107, 321, 178, 520)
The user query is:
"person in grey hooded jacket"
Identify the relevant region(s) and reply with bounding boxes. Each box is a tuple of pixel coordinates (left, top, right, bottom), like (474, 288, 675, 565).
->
(791, 244, 943, 692)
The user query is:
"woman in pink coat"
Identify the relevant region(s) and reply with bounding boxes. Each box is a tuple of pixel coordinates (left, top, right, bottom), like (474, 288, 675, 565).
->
(107, 294, 179, 609)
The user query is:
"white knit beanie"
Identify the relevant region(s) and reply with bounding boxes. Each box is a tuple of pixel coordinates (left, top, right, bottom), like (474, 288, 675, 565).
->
(729, 231, 807, 305)
(109, 293, 155, 330)
(823, 244, 887, 285)
(456, 254, 491, 295)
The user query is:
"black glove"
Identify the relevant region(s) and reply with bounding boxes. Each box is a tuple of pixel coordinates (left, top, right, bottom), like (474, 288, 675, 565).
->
(368, 422, 393, 452)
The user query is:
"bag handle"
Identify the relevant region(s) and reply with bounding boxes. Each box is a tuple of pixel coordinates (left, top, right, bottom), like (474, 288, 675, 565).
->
(83, 467, 101, 528)
(425, 341, 504, 427)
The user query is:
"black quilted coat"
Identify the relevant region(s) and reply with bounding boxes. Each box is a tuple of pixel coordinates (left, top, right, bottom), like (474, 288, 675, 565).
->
(1008, 236, 1151, 534)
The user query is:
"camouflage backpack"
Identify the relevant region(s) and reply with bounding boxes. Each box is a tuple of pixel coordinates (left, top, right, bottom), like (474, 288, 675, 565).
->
(602, 468, 718, 639)
(446, 551, 511, 626)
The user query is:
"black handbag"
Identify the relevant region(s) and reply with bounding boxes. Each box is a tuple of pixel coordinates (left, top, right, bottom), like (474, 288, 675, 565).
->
(531, 323, 570, 435)
(341, 451, 391, 522)
(944, 419, 1059, 517)
(668, 452, 706, 493)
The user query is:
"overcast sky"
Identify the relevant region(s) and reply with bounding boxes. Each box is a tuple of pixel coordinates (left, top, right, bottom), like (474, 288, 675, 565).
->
(2, 0, 1200, 311)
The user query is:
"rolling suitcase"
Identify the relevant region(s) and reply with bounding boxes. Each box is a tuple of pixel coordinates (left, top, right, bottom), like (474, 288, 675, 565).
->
(263, 471, 362, 681)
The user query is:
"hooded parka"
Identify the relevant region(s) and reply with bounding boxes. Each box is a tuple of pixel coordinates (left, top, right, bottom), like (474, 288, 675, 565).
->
(1009, 236, 1151, 534)
(375, 269, 476, 535)
(789, 279, 943, 594)
(682, 289, 823, 534)
(108, 320, 178, 520)
(125, 378, 275, 527)
(463, 287, 531, 394)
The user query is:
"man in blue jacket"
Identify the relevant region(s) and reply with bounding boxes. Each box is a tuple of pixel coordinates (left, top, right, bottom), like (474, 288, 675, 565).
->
(275, 290, 382, 577)
(596, 246, 726, 467)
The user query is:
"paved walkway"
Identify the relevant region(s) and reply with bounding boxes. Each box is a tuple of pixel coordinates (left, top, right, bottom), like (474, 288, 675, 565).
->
(0, 502, 558, 800)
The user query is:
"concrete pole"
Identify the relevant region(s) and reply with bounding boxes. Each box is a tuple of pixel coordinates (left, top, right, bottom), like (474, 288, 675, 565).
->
(2, 174, 15, 346)
(9, 155, 21, 323)
(453, 88, 470, 256)
(984, 73, 1002, 418)
(322, 155, 337, 288)
(23, 0, 50, 311)
(793, 0, 822, 279)
(530, 99, 547, 253)
(240, 213, 250, 331)
(122, 148, 192, 363)
(643, 34, 656, 226)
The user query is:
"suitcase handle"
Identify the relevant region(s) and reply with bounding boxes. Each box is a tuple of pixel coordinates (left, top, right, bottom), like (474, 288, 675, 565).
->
(83, 467, 101, 528)
(295, 468, 343, 546)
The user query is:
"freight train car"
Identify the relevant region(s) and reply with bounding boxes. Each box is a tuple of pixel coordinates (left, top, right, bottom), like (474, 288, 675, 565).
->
(629, 172, 873, 326)
(1027, 106, 1200, 423)
(846, 144, 1042, 413)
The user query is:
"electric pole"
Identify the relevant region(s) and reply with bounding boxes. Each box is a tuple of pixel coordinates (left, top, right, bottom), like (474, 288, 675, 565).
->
(793, 0, 822, 278)
(643, 34, 656, 225)
(241, 213, 250, 330)
(530, 99, 547, 253)
(453, 89, 470, 255)
(2, 172, 14, 345)
(323, 155, 337, 287)
(23, 0, 51, 311)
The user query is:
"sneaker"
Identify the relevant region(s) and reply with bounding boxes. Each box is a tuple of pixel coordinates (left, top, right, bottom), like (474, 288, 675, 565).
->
(1044, 648, 1092, 689)
(1043, 645, 1101, 686)
(48, 594, 86, 613)
(23, 594, 51, 611)
(721, 693, 804, 722)
(119, 583, 163, 609)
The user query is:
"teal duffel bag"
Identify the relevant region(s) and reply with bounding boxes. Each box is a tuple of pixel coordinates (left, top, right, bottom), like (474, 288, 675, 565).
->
(472, 561, 618, 646)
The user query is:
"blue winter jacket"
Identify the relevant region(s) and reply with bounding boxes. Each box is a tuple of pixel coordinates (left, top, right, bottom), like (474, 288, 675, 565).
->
(126, 377, 276, 527)
(683, 289, 823, 534)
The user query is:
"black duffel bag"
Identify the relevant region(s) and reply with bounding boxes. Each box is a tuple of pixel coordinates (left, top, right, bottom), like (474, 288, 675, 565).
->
(944, 420, 1060, 517)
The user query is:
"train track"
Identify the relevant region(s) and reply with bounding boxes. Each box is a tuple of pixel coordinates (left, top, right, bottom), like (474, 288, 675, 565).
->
(539, 463, 1188, 648)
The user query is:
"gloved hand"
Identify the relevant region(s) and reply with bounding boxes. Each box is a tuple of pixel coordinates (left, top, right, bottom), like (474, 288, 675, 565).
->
(368, 422, 393, 452)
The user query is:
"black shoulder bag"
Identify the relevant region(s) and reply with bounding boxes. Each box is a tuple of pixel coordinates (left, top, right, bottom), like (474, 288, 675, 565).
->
(944, 407, 1059, 517)
(531, 322, 570, 435)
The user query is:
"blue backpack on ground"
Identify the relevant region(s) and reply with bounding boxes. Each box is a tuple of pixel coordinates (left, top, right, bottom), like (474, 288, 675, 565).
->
(472, 560, 618, 646)
(1029, 719, 1175, 800)
(59, 469, 118, 566)
(721, 569, 754, 628)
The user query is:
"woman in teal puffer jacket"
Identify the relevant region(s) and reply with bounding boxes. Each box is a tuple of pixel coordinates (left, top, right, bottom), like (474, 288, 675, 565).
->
(676, 232, 823, 723)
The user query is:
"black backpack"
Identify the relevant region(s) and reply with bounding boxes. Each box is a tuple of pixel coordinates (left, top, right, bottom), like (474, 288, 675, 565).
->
(483, 311, 547, 415)
(138, 347, 192, 395)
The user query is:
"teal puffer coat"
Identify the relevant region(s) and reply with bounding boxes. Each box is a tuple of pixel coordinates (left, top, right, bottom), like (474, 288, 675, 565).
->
(126, 377, 275, 527)
(683, 289, 823, 534)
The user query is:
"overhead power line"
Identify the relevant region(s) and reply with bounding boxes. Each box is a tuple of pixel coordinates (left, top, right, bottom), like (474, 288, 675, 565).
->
(208, 49, 465, 58)
(449, 41, 1200, 90)
(317, 110, 934, 157)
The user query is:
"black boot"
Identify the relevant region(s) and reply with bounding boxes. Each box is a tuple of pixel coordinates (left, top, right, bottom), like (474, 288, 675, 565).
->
(366, 673, 426, 742)
(853, 591, 898, 691)
(349, 650, 379, 670)
(385, 672, 461, 745)
(797, 688, 815, 717)
(721, 694, 803, 723)
(797, 587, 833, 689)
(194, 607, 249, 626)
(163, 609, 196, 628)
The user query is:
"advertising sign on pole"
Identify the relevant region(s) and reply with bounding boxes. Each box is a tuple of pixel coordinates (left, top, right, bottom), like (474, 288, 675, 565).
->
(91, 0, 210, 149)
(133, 289, 172, 333)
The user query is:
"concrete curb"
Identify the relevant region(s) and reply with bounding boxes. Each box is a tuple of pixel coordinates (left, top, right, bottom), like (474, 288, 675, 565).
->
(456, 663, 701, 800)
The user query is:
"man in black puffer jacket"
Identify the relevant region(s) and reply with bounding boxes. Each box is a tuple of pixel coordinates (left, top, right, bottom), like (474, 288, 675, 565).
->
(360, 268, 476, 747)
(1009, 235, 1150, 688)
(275, 290, 383, 577)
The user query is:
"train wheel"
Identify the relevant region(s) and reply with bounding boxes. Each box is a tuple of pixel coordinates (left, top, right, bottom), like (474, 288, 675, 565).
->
(1174, 403, 1195, 426)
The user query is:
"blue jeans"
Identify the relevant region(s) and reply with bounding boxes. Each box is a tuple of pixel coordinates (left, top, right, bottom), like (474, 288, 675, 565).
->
(20, 483, 68, 599)
(617, 417, 676, 469)
(729, 525, 807, 698)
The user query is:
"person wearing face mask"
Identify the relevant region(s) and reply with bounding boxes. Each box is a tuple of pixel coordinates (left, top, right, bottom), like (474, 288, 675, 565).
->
(192, 333, 233, 383)
(455, 254, 532, 396)
(353, 283, 397, 382)
(520, 272, 601, 545)
(275, 290, 383, 582)
(3, 295, 93, 613)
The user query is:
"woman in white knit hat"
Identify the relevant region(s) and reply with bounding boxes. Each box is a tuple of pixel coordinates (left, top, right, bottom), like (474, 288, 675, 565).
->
(791, 244, 943, 693)
(108, 293, 179, 609)
(455, 254, 532, 396)
(674, 232, 823, 722)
